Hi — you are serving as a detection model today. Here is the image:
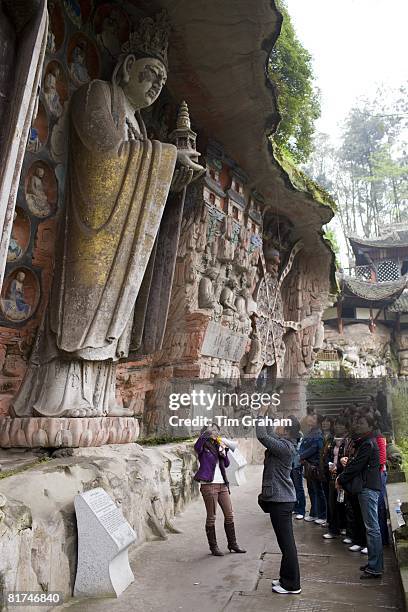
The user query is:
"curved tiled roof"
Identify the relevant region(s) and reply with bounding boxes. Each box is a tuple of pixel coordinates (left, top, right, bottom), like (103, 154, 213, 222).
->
(340, 274, 408, 303)
(388, 290, 408, 313)
(349, 229, 408, 250)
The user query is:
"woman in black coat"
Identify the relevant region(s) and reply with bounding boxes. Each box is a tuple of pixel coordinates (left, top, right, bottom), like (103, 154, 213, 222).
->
(337, 414, 383, 579)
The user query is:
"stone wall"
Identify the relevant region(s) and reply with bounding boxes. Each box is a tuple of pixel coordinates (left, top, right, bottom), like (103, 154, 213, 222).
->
(0, 442, 198, 609)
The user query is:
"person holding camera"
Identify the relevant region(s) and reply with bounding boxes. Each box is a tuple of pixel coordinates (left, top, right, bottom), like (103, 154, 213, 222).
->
(256, 405, 301, 595)
(193, 424, 246, 556)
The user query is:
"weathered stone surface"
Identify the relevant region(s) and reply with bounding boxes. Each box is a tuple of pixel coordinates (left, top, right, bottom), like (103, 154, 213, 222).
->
(0, 442, 198, 604)
(316, 322, 395, 378)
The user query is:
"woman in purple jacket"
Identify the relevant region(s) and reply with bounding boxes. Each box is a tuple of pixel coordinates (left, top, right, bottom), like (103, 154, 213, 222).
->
(194, 425, 246, 556)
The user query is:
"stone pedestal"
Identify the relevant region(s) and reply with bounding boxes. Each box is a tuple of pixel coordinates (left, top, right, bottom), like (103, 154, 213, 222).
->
(74, 487, 136, 598)
(0, 416, 140, 448)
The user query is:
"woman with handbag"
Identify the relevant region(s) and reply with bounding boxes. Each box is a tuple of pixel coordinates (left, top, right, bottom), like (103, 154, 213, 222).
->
(322, 417, 348, 539)
(194, 424, 246, 556)
(338, 417, 367, 552)
(336, 414, 383, 579)
(256, 406, 301, 595)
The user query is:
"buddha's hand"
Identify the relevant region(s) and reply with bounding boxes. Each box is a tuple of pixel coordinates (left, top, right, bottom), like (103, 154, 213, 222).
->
(117, 139, 141, 158)
(171, 151, 206, 193)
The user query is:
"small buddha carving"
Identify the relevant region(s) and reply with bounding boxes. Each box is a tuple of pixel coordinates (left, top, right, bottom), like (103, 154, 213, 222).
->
(220, 277, 238, 315)
(44, 67, 63, 117)
(245, 329, 262, 375)
(26, 167, 51, 217)
(234, 289, 247, 321)
(198, 268, 219, 310)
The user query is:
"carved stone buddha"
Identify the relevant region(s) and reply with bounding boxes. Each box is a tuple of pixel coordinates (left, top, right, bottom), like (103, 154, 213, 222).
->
(12, 12, 204, 422)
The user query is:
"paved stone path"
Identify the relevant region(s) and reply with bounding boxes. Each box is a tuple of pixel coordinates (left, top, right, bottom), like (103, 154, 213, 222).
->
(60, 466, 403, 612)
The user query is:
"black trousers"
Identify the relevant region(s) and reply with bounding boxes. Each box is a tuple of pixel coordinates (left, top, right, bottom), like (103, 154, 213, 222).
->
(349, 493, 367, 547)
(328, 480, 347, 535)
(269, 502, 300, 591)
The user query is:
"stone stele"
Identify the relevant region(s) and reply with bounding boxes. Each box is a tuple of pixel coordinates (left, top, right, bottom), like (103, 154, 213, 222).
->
(201, 321, 248, 361)
(74, 487, 136, 598)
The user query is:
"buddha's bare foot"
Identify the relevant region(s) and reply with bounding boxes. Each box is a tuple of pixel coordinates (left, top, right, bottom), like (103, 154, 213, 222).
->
(106, 405, 135, 417)
(64, 407, 102, 418)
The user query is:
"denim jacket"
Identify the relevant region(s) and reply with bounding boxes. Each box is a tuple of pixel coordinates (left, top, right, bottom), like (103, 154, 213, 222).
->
(299, 428, 323, 466)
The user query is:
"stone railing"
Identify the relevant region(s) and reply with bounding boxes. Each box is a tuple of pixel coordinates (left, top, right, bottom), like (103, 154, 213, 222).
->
(341, 261, 402, 283)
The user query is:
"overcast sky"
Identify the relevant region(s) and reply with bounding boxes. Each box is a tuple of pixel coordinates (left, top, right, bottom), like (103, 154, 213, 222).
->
(286, 0, 408, 142)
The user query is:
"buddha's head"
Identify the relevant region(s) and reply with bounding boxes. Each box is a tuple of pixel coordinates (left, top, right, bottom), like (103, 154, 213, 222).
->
(114, 11, 170, 111)
(117, 55, 167, 110)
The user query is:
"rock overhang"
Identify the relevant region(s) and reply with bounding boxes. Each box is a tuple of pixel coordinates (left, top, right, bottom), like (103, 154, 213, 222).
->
(155, 0, 335, 266)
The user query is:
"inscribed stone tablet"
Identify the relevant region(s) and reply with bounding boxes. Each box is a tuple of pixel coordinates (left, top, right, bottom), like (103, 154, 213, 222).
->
(201, 321, 248, 361)
(74, 488, 136, 598)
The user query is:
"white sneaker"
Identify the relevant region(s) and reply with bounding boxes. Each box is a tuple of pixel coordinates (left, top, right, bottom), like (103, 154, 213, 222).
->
(343, 537, 353, 544)
(340, 529, 347, 535)
(272, 579, 281, 586)
(272, 584, 302, 594)
(323, 533, 337, 539)
(361, 547, 368, 555)
(349, 544, 362, 552)
(314, 518, 326, 525)
(295, 514, 304, 520)
(304, 515, 317, 522)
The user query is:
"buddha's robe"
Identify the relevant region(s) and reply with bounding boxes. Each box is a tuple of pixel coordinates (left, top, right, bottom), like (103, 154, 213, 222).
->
(12, 80, 177, 417)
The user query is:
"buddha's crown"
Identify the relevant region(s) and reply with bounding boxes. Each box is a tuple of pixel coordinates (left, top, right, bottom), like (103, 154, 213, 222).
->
(122, 10, 170, 69)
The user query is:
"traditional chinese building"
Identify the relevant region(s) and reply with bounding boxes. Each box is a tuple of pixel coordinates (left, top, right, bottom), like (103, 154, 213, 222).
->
(314, 223, 408, 379)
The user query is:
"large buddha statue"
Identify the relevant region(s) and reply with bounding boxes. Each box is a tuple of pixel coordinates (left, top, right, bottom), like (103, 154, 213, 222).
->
(12, 12, 203, 419)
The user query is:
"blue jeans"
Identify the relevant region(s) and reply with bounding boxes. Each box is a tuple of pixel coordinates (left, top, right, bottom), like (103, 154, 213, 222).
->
(291, 466, 306, 516)
(378, 471, 389, 545)
(307, 477, 326, 519)
(358, 488, 384, 574)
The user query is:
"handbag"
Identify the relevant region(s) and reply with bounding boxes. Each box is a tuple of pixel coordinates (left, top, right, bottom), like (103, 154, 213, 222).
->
(303, 460, 324, 482)
(258, 493, 273, 513)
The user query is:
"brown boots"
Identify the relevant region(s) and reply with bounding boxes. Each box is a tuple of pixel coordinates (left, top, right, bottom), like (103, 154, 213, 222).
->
(206, 526, 224, 556)
(224, 522, 246, 553)
(205, 523, 246, 555)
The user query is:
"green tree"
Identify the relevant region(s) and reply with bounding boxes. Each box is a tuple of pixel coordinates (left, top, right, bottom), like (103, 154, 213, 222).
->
(305, 84, 408, 251)
(323, 226, 340, 266)
(269, 0, 321, 164)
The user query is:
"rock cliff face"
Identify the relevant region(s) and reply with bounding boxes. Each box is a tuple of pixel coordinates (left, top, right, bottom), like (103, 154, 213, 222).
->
(0, 0, 334, 438)
(0, 442, 198, 605)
